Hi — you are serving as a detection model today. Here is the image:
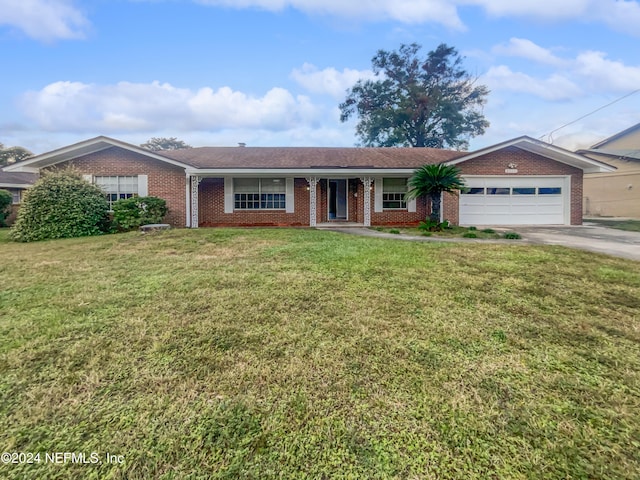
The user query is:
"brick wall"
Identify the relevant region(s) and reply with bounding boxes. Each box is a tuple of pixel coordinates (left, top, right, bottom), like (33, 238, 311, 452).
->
(54, 147, 187, 226)
(442, 146, 584, 225)
(38, 144, 584, 228)
(199, 178, 311, 227)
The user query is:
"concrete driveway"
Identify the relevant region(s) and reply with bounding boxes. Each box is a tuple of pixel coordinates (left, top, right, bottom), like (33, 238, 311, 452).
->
(505, 224, 640, 261)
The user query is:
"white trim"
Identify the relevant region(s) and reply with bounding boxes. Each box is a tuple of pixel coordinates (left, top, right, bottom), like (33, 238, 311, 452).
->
(0, 183, 32, 189)
(285, 178, 295, 213)
(224, 177, 234, 214)
(408, 197, 417, 213)
(4, 166, 39, 173)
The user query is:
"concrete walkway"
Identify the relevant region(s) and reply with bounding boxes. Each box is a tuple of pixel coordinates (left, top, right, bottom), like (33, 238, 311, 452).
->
(320, 224, 640, 261)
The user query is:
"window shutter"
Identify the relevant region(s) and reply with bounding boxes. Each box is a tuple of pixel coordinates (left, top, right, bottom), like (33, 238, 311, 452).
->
(374, 177, 383, 212)
(82, 174, 93, 183)
(224, 177, 234, 213)
(285, 178, 295, 213)
(138, 175, 148, 196)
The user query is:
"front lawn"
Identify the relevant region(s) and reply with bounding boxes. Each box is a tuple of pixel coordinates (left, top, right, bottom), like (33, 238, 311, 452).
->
(1, 228, 639, 479)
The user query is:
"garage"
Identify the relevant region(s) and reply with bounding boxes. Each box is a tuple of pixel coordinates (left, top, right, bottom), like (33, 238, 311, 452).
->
(459, 176, 570, 225)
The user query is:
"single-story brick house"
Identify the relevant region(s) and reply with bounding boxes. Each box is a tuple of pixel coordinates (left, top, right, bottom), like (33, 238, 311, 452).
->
(3, 135, 614, 227)
(0, 171, 38, 225)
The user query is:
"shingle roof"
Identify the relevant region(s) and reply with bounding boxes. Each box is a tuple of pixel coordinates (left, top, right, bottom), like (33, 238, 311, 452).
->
(0, 171, 38, 186)
(159, 147, 466, 169)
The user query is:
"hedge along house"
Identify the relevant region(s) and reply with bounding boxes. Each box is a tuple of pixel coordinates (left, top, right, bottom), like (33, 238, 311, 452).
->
(3, 136, 614, 227)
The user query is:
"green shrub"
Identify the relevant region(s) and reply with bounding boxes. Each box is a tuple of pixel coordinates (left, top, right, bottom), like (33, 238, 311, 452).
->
(482, 228, 495, 234)
(418, 219, 450, 232)
(112, 196, 168, 231)
(468, 226, 477, 231)
(10, 171, 110, 242)
(463, 232, 477, 238)
(0, 189, 12, 227)
(389, 228, 400, 234)
(503, 232, 522, 240)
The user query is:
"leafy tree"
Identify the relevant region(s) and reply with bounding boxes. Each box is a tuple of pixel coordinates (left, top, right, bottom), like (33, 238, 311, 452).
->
(405, 164, 466, 224)
(0, 145, 33, 166)
(10, 170, 110, 242)
(340, 43, 489, 149)
(140, 137, 192, 151)
(0, 189, 12, 227)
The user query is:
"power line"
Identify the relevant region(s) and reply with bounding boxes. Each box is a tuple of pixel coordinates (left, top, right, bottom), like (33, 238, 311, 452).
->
(539, 88, 640, 144)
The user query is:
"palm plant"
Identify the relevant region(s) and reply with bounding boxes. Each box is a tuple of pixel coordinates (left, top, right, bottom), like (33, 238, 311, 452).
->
(405, 164, 466, 223)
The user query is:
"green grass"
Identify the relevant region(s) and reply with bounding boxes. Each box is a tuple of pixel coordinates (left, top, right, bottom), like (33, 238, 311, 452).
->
(1, 228, 639, 479)
(374, 225, 502, 239)
(586, 218, 640, 232)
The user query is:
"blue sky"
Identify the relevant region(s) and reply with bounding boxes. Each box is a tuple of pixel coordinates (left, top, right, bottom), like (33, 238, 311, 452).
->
(2, 0, 640, 154)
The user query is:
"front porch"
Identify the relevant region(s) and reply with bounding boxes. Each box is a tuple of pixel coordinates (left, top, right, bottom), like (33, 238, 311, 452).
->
(187, 175, 375, 228)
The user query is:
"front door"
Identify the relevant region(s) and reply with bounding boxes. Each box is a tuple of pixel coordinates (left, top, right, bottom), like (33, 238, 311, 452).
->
(328, 179, 348, 220)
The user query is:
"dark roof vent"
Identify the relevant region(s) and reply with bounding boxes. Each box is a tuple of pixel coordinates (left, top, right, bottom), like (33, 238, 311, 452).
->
(238, 142, 246, 147)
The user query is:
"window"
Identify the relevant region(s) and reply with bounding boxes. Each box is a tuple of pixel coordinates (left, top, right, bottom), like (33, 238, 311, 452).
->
(487, 187, 510, 195)
(464, 187, 485, 195)
(512, 187, 536, 195)
(95, 176, 139, 210)
(10, 189, 21, 204)
(234, 178, 286, 210)
(539, 187, 562, 195)
(382, 178, 407, 209)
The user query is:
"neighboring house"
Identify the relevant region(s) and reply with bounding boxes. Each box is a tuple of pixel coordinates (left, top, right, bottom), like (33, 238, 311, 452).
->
(0, 171, 37, 225)
(3, 135, 613, 227)
(578, 123, 640, 218)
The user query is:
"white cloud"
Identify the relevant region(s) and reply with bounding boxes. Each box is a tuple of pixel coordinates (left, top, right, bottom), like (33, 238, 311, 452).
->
(196, 0, 465, 28)
(469, 0, 590, 20)
(487, 39, 640, 101)
(470, 0, 640, 36)
(194, 0, 640, 35)
(484, 66, 583, 101)
(574, 50, 640, 92)
(492, 38, 566, 67)
(0, 0, 88, 41)
(290, 63, 377, 98)
(20, 81, 324, 133)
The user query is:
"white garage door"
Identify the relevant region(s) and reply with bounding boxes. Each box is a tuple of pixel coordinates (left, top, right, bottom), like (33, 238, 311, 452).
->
(459, 176, 569, 225)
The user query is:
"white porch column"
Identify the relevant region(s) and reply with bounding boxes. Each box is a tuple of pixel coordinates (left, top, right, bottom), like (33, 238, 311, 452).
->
(361, 177, 373, 227)
(305, 177, 319, 227)
(185, 173, 191, 227)
(190, 175, 202, 228)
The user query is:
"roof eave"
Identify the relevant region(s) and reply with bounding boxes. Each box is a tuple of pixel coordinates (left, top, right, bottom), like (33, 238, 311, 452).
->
(446, 136, 616, 173)
(2, 136, 192, 172)
(590, 122, 640, 149)
(185, 167, 418, 176)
